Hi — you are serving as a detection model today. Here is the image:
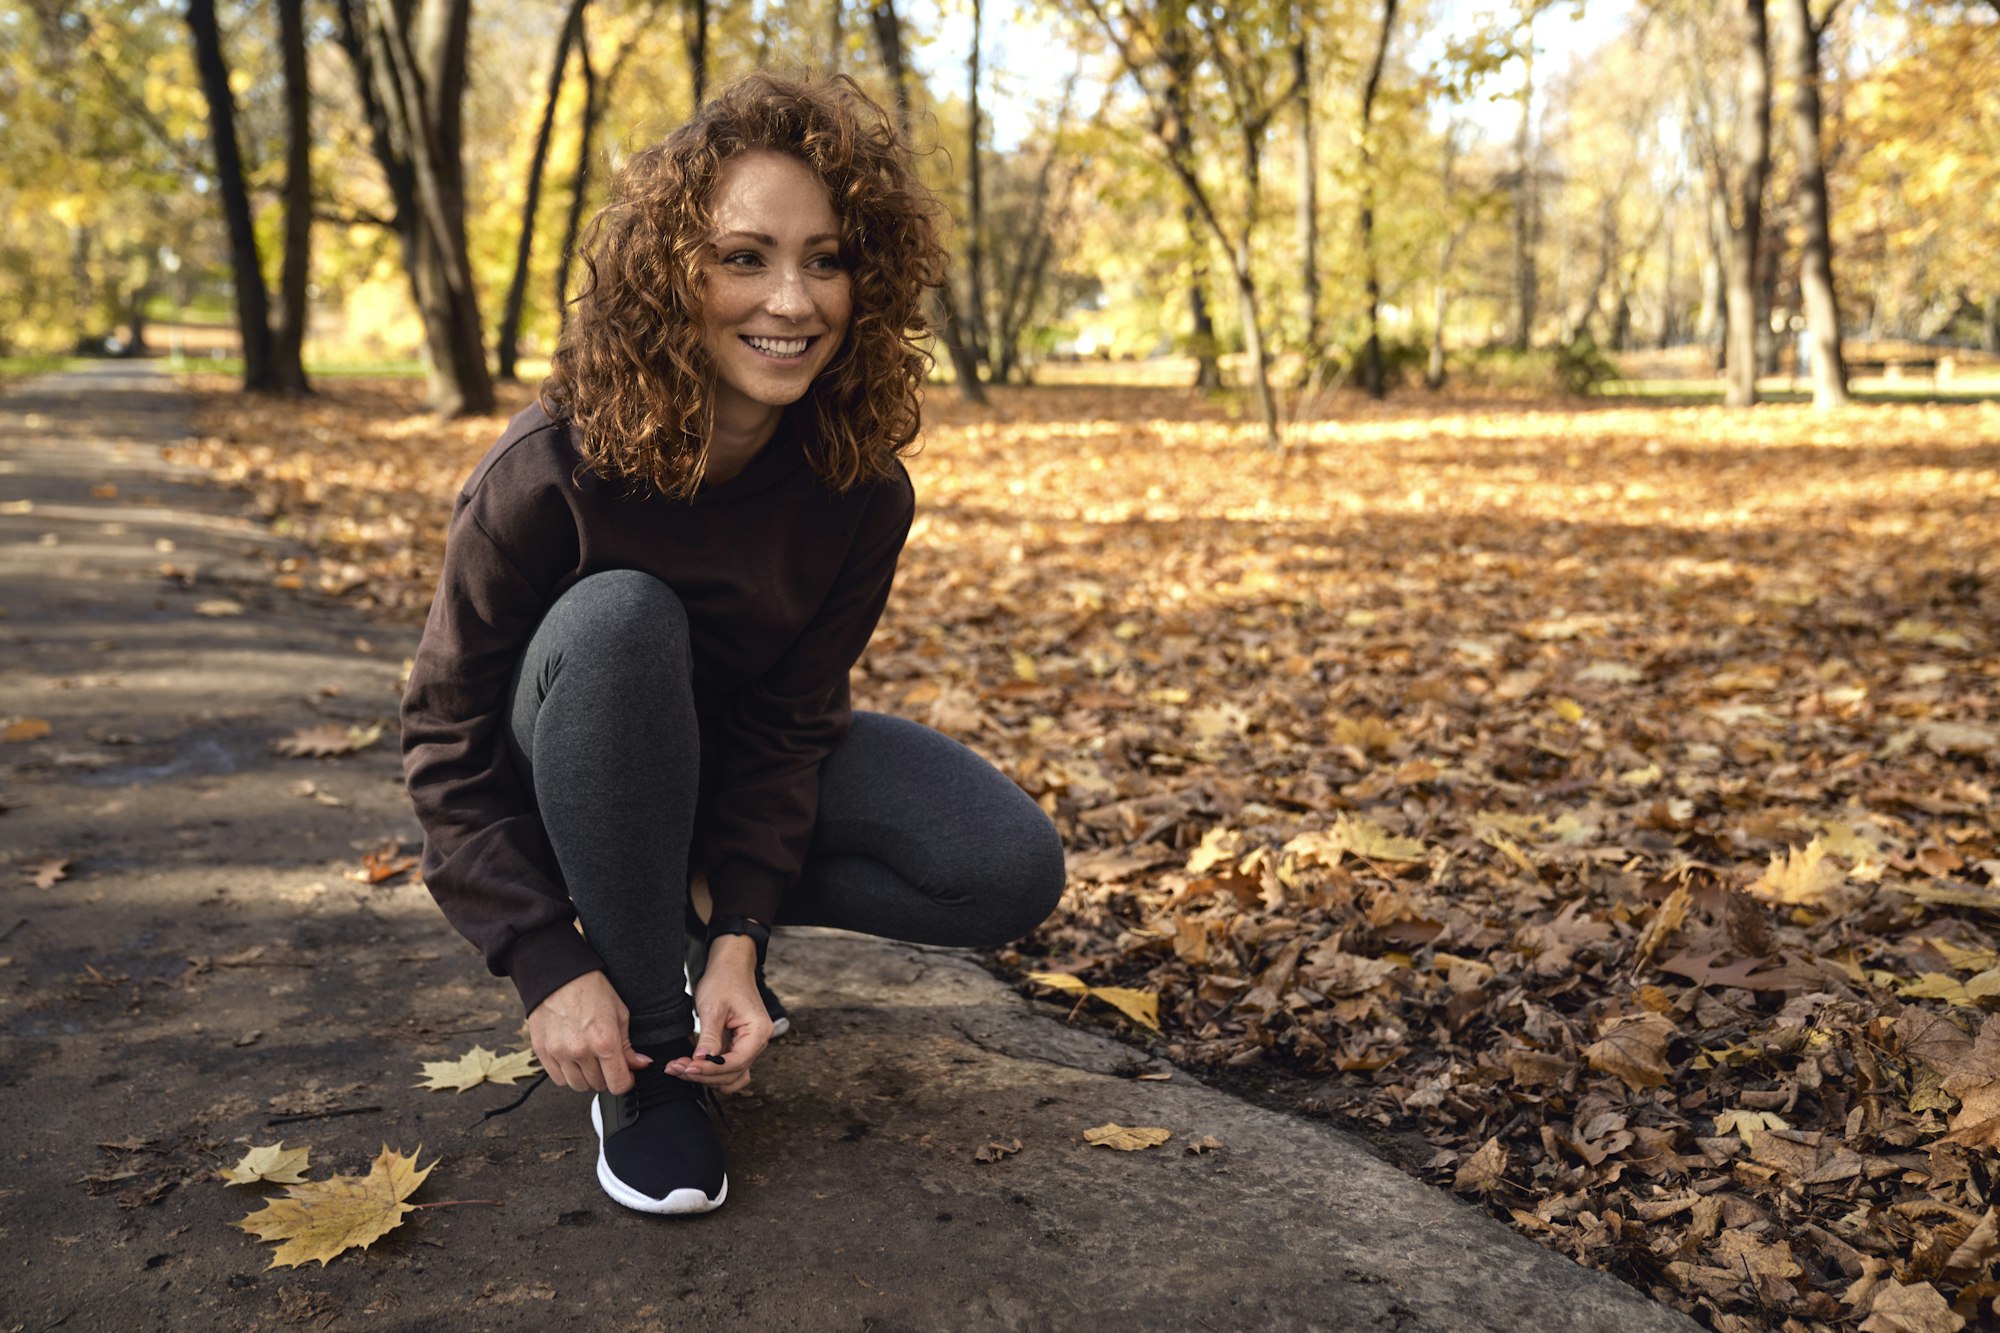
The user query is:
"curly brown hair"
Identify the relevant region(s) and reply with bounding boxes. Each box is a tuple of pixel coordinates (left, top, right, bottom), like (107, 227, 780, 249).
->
(540, 71, 947, 499)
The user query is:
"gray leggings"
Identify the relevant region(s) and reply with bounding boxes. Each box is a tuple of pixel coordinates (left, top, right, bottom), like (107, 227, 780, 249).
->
(505, 569, 1066, 1044)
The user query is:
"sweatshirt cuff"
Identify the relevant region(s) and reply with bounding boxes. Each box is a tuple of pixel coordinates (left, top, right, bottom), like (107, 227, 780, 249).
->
(707, 858, 788, 927)
(504, 920, 607, 1017)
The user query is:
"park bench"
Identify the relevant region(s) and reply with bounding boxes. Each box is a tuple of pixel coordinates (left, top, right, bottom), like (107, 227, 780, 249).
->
(1845, 353, 1954, 386)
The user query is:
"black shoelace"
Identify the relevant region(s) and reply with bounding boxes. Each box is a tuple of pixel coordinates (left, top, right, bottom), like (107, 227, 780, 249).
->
(469, 1066, 726, 1131)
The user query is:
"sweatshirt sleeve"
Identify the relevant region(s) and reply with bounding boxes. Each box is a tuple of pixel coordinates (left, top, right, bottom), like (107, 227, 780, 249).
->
(703, 467, 915, 925)
(400, 457, 603, 1016)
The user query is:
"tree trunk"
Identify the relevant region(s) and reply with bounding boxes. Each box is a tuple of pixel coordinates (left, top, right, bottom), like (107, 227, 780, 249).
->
(187, 0, 277, 391)
(498, 0, 587, 382)
(964, 0, 990, 373)
(1161, 10, 1220, 390)
(685, 0, 707, 108)
(556, 11, 600, 332)
(1229, 245, 1279, 442)
(1984, 296, 2000, 354)
(274, 0, 312, 392)
(1509, 35, 1536, 351)
(868, 0, 986, 403)
(1293, 28, 1321, 375)
(828, 0, 843, 69)
(1778, 0, 1847, 406)
(335, 0, 494, 417)
(1357, 0, 1399, 400)
(1722, 0, 1771, 407)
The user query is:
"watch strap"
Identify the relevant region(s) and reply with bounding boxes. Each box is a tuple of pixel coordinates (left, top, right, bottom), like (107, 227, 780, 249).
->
(706, 914, 770, 966)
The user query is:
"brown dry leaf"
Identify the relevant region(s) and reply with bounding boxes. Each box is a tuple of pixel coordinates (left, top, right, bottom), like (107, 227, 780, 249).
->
(2, 718, 51, 743)
(973, 1138, 1022, 1164)
(1082, 1124, 1171, 1151)
(1454, 1137, 1509, 1194)
(1184, 1135, 1223, 1155)
(274, 723, 383, 758)
(218, 1143, 312, 1187)
(1858, 1279, 1966, 1333)
(415, 1045, 540, 1093)
(195, 598, 245, 617)
(23, 856, 69, 890)
(1583, 1013, 1674, 1090)
(233, 1145, 434, 1268)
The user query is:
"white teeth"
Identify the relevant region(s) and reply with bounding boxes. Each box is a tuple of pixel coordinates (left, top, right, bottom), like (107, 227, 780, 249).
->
(746, 336, 809, 356)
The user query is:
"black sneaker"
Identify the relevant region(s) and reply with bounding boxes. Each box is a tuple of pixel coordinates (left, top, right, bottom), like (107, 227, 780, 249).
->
(684, 932, 791, 1038)
(589, 1037, 727, 1215)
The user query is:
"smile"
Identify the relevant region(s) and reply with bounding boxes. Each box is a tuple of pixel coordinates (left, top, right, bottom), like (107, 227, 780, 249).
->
(743, 335, 814, 358)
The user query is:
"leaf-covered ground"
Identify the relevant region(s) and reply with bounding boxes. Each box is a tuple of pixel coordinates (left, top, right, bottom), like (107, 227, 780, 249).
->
(183, 377, 2000, 1331)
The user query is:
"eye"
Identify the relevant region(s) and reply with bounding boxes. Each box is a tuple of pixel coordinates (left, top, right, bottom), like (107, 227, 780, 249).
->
(807, 252, 846, 273)
(718, 250, 763, 268)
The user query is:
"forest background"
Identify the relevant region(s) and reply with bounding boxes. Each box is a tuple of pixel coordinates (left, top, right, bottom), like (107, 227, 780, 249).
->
(6, 1, 2000, 1331)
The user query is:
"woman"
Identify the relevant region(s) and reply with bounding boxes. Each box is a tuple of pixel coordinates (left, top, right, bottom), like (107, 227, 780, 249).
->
(401, 72, 1065, 1217)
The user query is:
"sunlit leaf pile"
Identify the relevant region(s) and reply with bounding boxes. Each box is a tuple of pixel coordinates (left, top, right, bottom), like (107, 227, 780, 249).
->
(186, 377, 2000, 1330)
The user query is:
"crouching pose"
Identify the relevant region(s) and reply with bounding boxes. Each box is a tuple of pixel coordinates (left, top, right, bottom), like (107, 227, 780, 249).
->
(401, 71, 1065, 1214)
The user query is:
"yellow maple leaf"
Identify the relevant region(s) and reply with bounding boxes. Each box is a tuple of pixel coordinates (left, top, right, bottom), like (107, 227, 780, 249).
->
(415, 1045, 540, 1093)
(1083, 1123, 1172, 1151)
(1331, 812, 1425, 863)
(233, 1146, 435, 1268)
(1026, 972, 1162, 1032)
(219, 1142, 312, 1186)
(1746, 838, 1846, 904)
(1713, 1109, 1791, 1147)
(1089, 986, 1162, 1031)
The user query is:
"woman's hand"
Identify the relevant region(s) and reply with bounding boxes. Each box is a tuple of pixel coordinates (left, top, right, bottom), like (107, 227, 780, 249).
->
(664, 935, 771, 1095)
(527, 970, 650, 1094)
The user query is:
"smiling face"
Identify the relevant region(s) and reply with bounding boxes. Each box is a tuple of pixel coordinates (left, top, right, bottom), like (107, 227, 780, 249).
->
(699, 150, 852, 449)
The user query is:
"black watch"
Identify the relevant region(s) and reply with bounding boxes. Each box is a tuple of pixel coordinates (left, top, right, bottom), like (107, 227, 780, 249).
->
(706, 914, 770, 966)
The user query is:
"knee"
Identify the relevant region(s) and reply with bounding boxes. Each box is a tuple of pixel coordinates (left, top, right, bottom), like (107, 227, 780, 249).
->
(974, 808, 1068, 946)
(548, 570, 689, 660)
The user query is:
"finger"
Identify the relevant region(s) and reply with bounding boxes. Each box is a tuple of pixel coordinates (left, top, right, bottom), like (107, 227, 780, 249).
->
(597, 1051, 634, 1096)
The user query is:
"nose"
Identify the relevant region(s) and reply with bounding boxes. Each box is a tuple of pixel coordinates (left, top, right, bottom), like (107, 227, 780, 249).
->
(765, 267, 813, 320)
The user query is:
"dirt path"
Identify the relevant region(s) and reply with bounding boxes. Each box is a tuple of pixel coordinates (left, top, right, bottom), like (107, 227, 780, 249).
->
(0, 363, 1695, 1331)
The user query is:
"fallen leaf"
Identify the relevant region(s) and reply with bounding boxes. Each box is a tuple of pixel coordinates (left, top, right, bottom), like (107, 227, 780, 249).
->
(232, 1145, 435, 1268)
(3, 718, 51, 743)
(1713, 1109, 1791, 1148)
(23, 857, 69, 889)
(1584, 1013, 1674, 1090)
(219, 1143, 312, 1187)
(415, 1045, 540, 1093)
(1331, 812, 1426, 863)
(195, 599, 245, 617)
(1183, 1135, 1223, 1155)
(1747, 838, 1846, 904)
(1858, 1278, 1966, 1332)
(1454, 1137, 1509, 1193)
(1082, 1123, 1171, 1151)
(274, 723, 383, 758)
(348, 845, 418, 885)
(973, 1138, 1022, 1163)
(1026, 971, 1162, 1031)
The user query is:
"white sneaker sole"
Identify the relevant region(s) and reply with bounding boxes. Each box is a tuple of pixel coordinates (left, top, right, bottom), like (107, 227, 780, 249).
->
(589, 1097, 728, 1216)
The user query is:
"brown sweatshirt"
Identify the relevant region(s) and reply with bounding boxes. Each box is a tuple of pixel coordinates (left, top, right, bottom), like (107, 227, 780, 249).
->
(400, 401, 914, 1015)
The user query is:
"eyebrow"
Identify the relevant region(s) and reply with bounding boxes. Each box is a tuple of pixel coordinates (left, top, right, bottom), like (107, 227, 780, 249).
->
(713, 230, 840, 247)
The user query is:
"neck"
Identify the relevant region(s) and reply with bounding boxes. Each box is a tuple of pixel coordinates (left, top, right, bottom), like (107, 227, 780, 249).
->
(704, 400, 783, 484)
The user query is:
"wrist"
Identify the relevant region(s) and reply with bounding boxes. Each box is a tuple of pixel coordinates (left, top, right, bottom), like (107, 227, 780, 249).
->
(705, 934, 760, 973)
